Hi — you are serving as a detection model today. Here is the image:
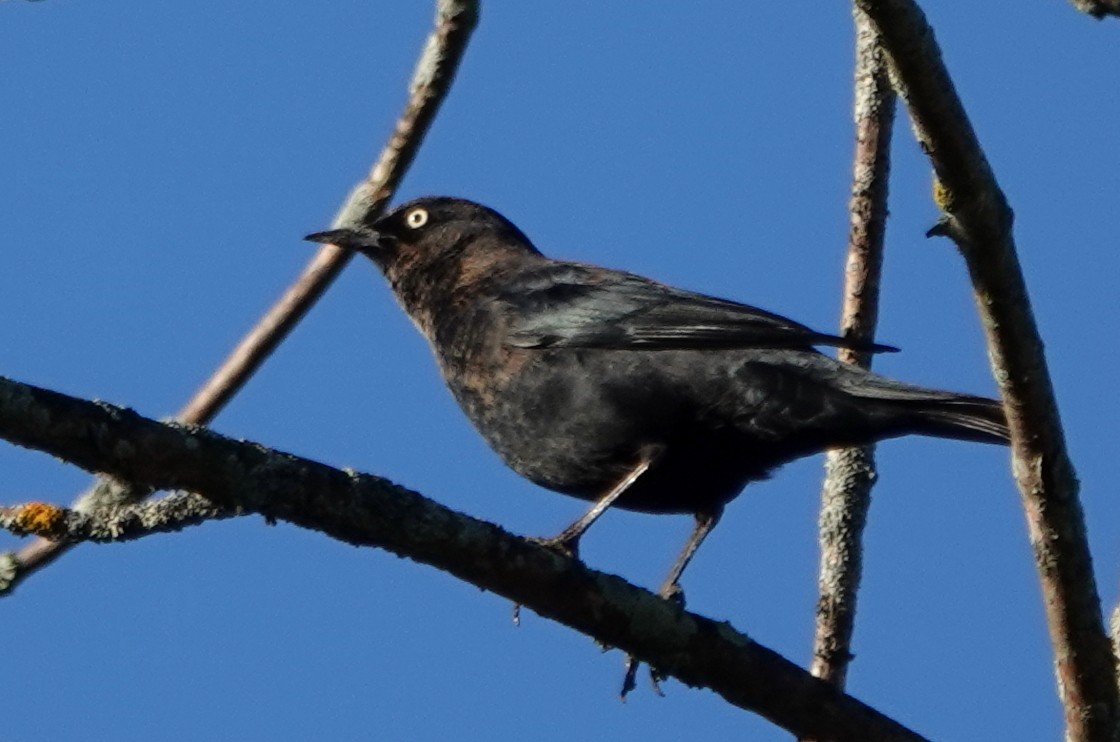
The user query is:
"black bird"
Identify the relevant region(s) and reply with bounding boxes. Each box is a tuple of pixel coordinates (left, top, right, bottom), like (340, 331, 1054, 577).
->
(308, 195, 1007, 668)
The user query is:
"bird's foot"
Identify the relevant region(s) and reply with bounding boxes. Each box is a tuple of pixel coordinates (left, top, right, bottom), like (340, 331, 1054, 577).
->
(527, 532, 580, 559)
(618, 581, 686, 700)
(620, 655, 666, 700)
(515, 532, 583, 626)
(657, 578, 687, 609)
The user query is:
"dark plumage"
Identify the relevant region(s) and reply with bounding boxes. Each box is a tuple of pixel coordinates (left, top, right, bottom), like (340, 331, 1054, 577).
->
(307, 194, 1007, 613)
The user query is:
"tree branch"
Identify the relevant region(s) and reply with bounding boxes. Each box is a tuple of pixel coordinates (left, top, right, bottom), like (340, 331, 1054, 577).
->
(1, 493, 240, 542)
(1065, 0, 1120, 19)
(1, 0, 480, 594)
(808, 5, 895, 698)
(0, 374, 930, 742)
(853, 1, 1118, 739)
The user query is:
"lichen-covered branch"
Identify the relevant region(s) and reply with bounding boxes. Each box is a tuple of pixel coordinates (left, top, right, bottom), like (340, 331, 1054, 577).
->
(806, 10, 895, 702)
(1, 493, 239, 542)
(853, 1, 1118, 739)
(3, 0, 480, 594)
(0, 374, 927, 742)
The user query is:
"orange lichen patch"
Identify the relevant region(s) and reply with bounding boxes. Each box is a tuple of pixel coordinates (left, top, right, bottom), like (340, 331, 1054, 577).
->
(14, 502, 68, 538)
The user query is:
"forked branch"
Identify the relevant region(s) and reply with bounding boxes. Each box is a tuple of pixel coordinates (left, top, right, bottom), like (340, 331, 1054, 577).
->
(854, 1, 1118, 738)
(0, 0, 480, 595)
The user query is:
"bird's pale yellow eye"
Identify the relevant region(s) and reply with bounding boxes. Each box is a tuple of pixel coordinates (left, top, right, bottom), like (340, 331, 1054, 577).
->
(405, 208, 429, 229)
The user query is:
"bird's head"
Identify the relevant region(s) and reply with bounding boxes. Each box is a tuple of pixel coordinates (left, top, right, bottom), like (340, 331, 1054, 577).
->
(306, 197, 544, 330)
(305, 196, 540, 276)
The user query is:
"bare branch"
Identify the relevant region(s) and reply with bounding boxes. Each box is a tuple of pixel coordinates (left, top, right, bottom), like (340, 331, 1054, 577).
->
(182, 0, 479, 423)
(1066, 0, 1120, 19)
(0, 374, 929, 742)
(807, 9, 896, 702)
(853, 0, 1119, 738)
(2, 0, 480, 594)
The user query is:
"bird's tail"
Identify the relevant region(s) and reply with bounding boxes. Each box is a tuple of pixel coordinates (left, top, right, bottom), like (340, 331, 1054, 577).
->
(899, 394, 1010, 445)
(843, 372, 1010, 445)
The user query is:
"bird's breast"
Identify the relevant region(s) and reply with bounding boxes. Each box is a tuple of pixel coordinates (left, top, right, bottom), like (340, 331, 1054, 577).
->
(438, 346, 761, 513)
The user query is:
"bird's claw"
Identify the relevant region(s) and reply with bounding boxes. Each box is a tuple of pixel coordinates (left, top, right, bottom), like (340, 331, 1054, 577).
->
(659, 581, 686, 607)
(527, 533, 580, 559)
(620, 656, 638, 700)
(617, 581, 684, 700)
(620, 655, 666, 700)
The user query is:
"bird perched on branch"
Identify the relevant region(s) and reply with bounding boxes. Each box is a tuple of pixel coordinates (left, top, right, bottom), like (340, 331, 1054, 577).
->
(308, 196, 1008, 688)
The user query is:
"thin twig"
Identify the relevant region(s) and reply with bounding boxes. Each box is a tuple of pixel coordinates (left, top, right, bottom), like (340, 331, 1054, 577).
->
(0, 374, 927, 742)
(807, 7, 896, 702)
(854, 1, 1118, 739)
(1, 0, 480, 595)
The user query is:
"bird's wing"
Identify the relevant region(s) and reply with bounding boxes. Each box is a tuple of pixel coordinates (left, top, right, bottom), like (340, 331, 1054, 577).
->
(500, 263, 897, 353)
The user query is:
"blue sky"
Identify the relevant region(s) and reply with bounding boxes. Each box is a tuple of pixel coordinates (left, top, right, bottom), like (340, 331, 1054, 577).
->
(2, 2, 1118, 740)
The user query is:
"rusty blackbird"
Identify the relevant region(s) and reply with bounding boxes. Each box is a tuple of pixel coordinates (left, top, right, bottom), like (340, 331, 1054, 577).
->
(307, 195, 1007, 619)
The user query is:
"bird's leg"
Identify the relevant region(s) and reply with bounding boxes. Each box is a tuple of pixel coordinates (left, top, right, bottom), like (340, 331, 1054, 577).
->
(655, 508, 723, 604)
(515, 451, 659, 627)
(621, 508, 723, 699)
(534, 448, 661, 558)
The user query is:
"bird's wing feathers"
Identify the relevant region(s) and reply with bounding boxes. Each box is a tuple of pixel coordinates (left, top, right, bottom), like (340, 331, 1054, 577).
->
(501, 264, 897, 354)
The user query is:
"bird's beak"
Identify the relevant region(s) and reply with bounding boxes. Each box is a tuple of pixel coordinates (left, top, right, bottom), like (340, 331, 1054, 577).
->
(304, 227, 393, 254)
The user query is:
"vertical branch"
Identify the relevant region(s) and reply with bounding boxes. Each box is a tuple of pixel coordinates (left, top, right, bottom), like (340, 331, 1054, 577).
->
(807, 7, 896, 697)
(854, 1, 1118, 739)
(0, 0, 481, 596)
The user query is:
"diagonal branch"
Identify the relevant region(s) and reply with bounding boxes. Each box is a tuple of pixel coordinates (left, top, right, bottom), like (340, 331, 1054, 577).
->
(1, 0, 480, 595)
(808, 5, 896, 696)
(0, 374, 928, 742)
(853, 1, 1118, 739)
